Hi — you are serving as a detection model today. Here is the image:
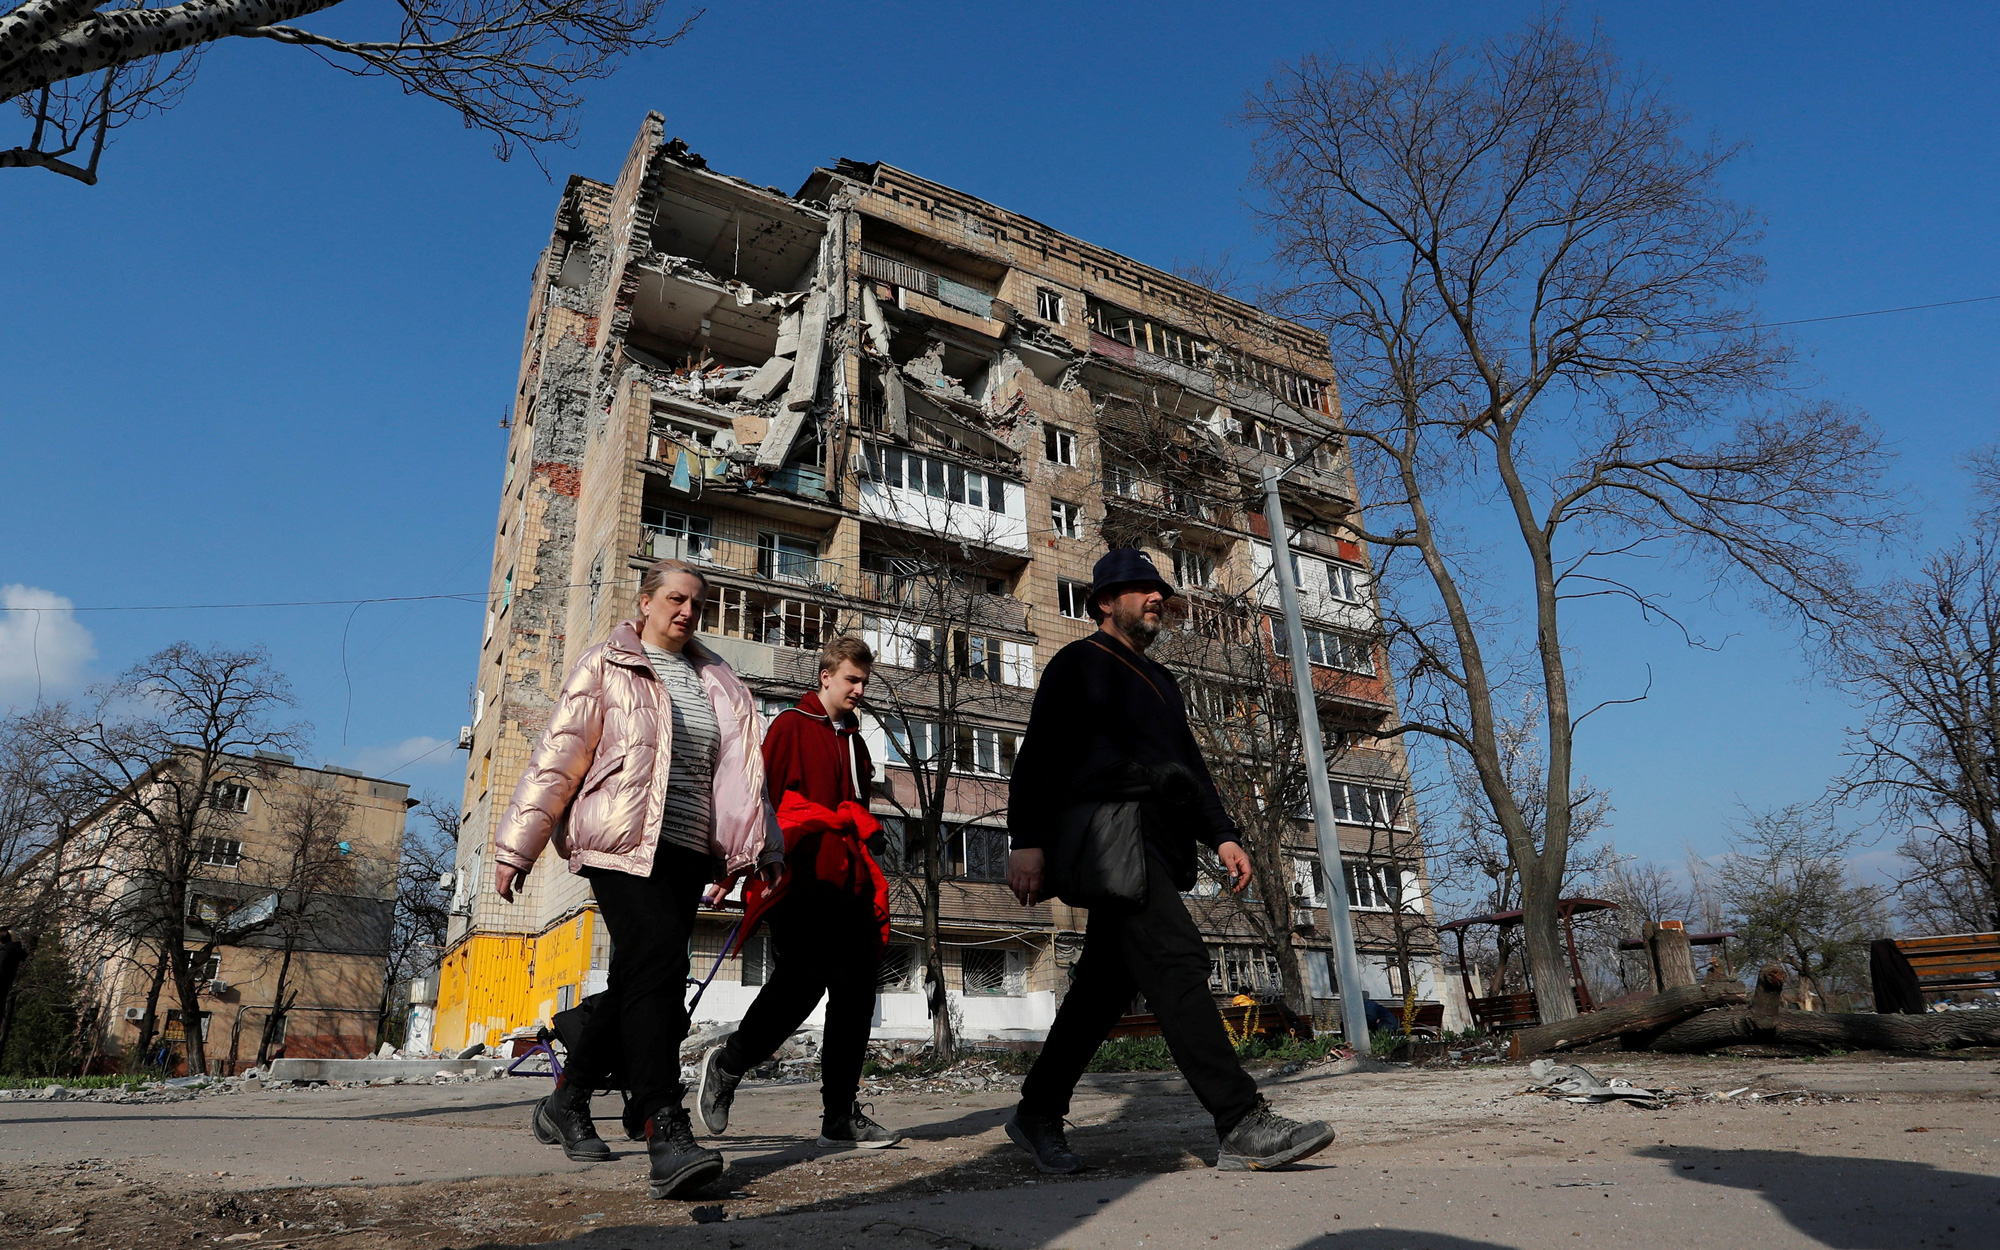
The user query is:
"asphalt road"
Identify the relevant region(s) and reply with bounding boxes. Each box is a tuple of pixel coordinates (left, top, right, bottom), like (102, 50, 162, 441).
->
(1, 1053, 1994, 1249)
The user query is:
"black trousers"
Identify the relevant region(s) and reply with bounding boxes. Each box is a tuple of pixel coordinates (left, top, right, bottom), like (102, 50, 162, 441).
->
(569, 844, 712, 1124)
(1020, 854, 1261, 1136)
(720, 884, 881, 1117)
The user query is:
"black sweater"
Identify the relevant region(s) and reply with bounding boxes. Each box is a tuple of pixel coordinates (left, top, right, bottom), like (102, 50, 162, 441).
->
(1008, 632, 1240, 888)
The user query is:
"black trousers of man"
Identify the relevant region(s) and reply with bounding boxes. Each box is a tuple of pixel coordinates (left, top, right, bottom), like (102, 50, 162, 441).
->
(1021, 854, 1261, 1136)
(717, 882, 881, 1117)
(570, 844, 712, 1125)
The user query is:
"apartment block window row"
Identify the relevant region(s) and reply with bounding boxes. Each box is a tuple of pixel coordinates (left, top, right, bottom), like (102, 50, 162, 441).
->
(1087, 299, 1331, 413)
(195, 837, 242, 868)
(705, 586, 839, 651)
(869, 445, 1014, 513)
(1270, 620, 1375, 675)
(1345, 861, 1413, 911)
(861, 616, 1034, 687)
(1329, 781, 1408, 828)
(1173, 547, 1219, 591)
(1290, 553, 1365, 604)
(881, 717, 1020, 777)
(876, 815, 1011, 880)
(1208, 945, 1281, 995)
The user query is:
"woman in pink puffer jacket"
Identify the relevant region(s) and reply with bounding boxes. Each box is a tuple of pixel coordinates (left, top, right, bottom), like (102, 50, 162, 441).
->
(491, 558, 783, 1200)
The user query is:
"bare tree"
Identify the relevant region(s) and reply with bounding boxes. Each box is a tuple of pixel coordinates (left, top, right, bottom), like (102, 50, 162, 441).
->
(1834, 462, 1998, 934)
(377, 795, 455, 1047)
(242, 774, 356, 1068)
(1714, 805, 1886, 1008)
(15, 644, 301, 1074)
(1245, 16, 1899, 1021)
(857, 500, 1032, 1056)
(1, 0, 701, 183)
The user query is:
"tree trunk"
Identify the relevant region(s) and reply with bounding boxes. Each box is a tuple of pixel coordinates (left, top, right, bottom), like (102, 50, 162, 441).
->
(921, 815, 952, 1056)
(171, 951, 209, 1076)
(257, 942, 296, 1066)
(1512, 982, 1747, 1056)
(134, 944, 170, 1063)
(1647, 923, 1697, 990)
(1520, 888, 1577, 1023)
(1648, 1004, 2000, 1053)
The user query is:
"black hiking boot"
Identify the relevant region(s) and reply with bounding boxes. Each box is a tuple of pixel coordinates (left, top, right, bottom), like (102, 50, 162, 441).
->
(531, 1084, 611, 1162)
(621, 1093, 646, 1141)
(1005, 1105, 1086, 1175)
(646, 1107, 725, 1199)
(817, 1101, 901, 1149)
(696, 1045, 742, 1135)
(1215, 1102, 1336, 1171)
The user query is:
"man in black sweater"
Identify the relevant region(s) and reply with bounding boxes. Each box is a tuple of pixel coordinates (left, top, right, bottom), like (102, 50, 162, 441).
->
(1004, 550, 1335, 1174)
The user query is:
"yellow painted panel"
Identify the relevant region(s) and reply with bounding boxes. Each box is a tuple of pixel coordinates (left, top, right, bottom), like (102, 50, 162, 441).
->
(431, 913, 596, 1052)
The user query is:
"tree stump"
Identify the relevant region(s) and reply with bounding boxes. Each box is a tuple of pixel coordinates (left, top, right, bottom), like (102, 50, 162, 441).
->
(1646, 921, 1697, 991)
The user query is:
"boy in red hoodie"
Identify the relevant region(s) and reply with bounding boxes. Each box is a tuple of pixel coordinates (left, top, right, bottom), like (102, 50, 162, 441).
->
(695, 636, 901, 1148)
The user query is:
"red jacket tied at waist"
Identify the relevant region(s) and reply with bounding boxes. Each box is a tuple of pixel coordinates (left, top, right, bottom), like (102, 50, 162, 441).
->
(737, 792, 890, 955)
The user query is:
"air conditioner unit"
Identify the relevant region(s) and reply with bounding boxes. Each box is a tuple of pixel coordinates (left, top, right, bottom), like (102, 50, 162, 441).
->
(849, 449, 873, 478)
(456, 726, 474, 750)
(122, 1007, 146, 1022)
(207, 980, 231, 995)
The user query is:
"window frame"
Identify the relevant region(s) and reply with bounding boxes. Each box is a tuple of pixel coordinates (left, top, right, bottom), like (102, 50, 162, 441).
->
(1043, 425, 1078, 466)
(1049, 498, 1083, 539)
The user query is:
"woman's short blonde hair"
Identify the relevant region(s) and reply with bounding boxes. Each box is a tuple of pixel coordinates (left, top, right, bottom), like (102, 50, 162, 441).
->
(638, 559, 709, 607)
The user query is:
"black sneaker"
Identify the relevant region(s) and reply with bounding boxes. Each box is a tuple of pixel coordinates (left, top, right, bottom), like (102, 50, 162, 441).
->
(1004, 1106, 1086, 1175)
(817, 1101, 901, 1149)
(531, 1085, 612, 1162)
(696, 1046, 742, 1136)
(646, 1107, 725, 1199)
(1215, 1103, 1335, 1171)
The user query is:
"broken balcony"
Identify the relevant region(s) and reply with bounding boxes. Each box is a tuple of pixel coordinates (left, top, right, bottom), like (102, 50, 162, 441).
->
(640, 526, 845, 596)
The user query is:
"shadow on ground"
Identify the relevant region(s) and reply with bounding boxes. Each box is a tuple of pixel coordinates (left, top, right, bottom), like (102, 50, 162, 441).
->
(1640, 1144, 1994, 1249)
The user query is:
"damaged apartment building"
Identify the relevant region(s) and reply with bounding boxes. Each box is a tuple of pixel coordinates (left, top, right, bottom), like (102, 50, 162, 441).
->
(431, 113, 1440, 1054)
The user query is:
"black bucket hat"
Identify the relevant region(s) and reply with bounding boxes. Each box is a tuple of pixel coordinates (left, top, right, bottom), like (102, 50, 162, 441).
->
(1087, 549, 1176, 621)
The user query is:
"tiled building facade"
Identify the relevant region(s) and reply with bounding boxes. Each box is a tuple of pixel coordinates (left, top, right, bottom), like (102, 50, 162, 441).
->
(433, 113, 1441, 1053)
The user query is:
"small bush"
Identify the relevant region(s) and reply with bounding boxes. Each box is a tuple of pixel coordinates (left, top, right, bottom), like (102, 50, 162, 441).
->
(1085, 1037, 1176, 1072)
(0, 1075, 142, 1091)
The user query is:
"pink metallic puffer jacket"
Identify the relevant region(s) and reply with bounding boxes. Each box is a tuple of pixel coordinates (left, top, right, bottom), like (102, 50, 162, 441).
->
(491, 620, 780, 880)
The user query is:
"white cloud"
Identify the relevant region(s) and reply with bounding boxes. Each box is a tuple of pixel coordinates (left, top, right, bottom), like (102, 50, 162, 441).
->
(0, 585, 96, 708)
(340, 735, 452, 779)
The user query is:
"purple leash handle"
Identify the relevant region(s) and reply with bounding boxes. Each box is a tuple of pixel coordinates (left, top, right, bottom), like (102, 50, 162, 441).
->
(686, 917, 743, 1016)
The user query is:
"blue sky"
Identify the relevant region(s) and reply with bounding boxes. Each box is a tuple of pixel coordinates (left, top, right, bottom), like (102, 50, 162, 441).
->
(4, 2, 1995, 879)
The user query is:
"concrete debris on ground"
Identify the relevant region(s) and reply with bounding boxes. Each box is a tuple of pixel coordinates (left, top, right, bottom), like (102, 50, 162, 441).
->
(1523, 1058, 1674, 1108)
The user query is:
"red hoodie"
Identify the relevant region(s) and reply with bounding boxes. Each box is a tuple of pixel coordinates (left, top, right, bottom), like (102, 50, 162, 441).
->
(736, 692, 889, 953)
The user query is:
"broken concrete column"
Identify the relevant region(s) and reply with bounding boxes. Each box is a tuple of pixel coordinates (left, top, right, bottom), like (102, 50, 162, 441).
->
(883, 365, 909, 438)
(782, 289, 830, 413)
(860, 285, 893, 356)
(739, 354, 794, 403)
(775, 308, 803, 358)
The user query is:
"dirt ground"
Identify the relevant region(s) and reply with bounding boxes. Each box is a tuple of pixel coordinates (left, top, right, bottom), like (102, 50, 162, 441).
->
(3, 1050, 1996, 1249)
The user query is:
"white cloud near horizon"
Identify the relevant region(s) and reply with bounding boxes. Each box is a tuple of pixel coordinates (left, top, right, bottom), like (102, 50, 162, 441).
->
(0, 584, 96, 709)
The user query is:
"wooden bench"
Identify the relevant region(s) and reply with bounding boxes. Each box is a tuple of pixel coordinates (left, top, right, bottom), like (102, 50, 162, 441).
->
(1467, 985, 1595, 1033)
(1873, 932, 2000, 1014)
(1106, 1001, 1312, 1042)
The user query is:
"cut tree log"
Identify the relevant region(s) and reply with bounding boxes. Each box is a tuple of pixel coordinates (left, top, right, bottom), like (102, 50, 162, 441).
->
(1511, 982, 1748, 1057)
(1647, 964, 2000, 1053)
(1647, 922, 1697, 990)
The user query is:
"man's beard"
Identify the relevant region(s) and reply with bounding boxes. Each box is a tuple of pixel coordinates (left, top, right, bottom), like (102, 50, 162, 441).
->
(1114, 602, 1162, 649)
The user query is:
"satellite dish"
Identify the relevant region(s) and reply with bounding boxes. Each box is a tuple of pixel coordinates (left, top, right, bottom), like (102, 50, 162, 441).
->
(217, 892, 281, 938)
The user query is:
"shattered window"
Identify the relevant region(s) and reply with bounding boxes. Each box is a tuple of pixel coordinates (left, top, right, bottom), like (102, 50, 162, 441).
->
(1043, 426, 1077, 466)
(876, 944, 920, 991)
(211, 783, 250, 814)
(1050, 499, 1083, 539)
(195, 837, 242, 868)
(962, 949, 1007, 995)
(1036, 288, 1065, 324)
(1058, 579, 1091, 620)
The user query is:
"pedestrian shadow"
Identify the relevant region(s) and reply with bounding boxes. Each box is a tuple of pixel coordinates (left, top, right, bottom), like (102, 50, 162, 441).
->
(1286, 1236, 1514, 1249)
(1636, 1144, 1996, 1249)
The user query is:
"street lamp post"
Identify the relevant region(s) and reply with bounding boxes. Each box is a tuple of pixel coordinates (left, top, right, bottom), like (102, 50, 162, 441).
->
(1260, 465, 1373, 1051)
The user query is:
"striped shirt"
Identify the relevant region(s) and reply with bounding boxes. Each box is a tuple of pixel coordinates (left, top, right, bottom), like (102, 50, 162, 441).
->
(642, 642, 720, 856)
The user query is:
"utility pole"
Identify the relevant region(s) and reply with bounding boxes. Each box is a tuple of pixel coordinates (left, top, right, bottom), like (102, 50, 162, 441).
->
(1261, 465, 1372, 1050)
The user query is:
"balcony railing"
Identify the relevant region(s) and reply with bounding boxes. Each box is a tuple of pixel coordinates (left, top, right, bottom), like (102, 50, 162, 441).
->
(640, 527, 845, 593)
(857, 569, 1030, 632)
